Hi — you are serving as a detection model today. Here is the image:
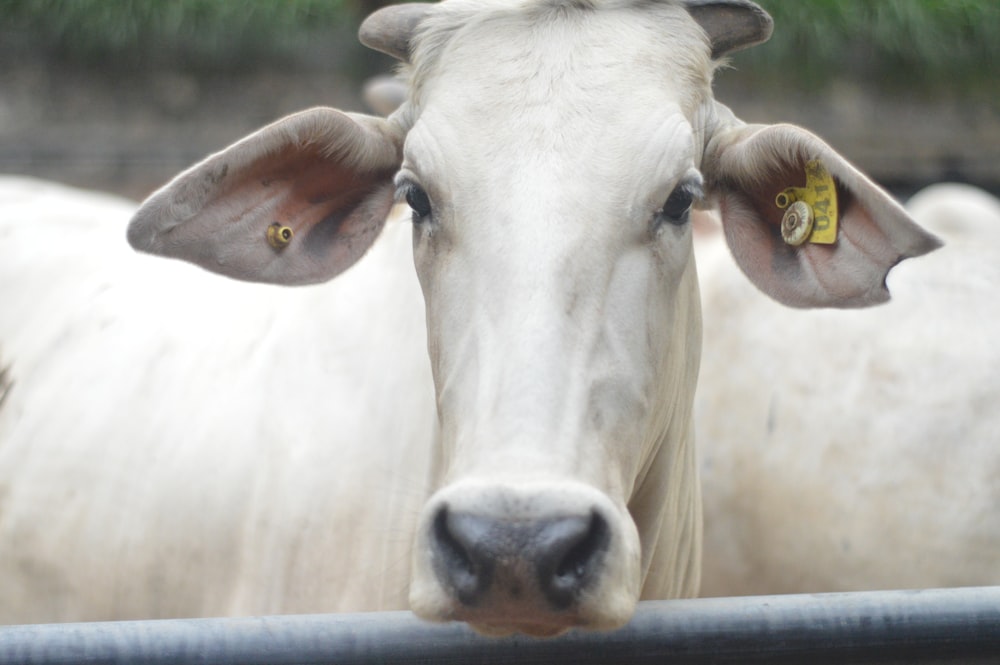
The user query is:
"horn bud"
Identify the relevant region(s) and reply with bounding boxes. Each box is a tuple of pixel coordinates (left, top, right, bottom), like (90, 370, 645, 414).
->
(359, 3, 434, 62)
(683, 0, 773, 58)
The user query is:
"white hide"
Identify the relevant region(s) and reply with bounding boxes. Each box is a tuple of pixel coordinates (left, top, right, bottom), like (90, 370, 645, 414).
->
(696, 184, 1000, 596)
(0, 176, 435, 623)
(357, 0, 931, 635)
(2, 0, 941, 636)
(398, 1, 711, 633)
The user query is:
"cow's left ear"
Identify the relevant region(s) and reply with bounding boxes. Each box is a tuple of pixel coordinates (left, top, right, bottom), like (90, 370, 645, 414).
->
(701, 106, 941, 308)
(128, 108, 403, 286)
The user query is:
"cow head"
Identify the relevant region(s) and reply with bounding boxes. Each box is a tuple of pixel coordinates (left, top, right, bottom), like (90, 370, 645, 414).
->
(127, 0, 940, 637)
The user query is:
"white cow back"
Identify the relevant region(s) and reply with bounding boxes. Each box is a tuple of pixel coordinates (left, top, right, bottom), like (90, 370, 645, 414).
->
(695, 185, 1000, 595)
(0, 177, 435, 622)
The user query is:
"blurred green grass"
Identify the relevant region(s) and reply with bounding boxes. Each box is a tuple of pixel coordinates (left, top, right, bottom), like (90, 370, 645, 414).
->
(1, 0, 997, 91)
(734, 0, 999, 93)
(0, 0, 357, 71)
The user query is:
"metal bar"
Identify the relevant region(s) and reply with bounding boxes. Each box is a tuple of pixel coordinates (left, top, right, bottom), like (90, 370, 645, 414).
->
(1, 587, 998, 665)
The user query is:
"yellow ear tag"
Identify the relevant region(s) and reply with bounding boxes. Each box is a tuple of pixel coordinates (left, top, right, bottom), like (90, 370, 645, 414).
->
(774, 159, 839, 245)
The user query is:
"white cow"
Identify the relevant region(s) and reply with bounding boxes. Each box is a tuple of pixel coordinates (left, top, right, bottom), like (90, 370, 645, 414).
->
(696, 183, 1000, 597)
(1, 0, 938, 636)
(0, 176, 435, 623)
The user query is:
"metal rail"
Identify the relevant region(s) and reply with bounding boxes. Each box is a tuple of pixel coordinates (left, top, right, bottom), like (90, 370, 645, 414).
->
(2, 587, 998, 665)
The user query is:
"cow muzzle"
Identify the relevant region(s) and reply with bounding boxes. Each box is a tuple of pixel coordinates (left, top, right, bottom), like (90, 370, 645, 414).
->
(409, 481, 641, 636)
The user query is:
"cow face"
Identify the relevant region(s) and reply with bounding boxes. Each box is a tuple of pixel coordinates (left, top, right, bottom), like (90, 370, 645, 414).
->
(128, 0, 939, 637)
(394, 1, 713, 635)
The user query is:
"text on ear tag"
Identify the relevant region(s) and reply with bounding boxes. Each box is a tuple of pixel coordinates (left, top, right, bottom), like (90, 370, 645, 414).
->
(775, 159, 839, 245)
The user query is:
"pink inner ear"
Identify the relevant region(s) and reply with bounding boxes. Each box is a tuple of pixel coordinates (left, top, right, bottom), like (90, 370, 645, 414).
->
(719, 169, 911, 309)
(162, 141, 398, 285)
(128, 107, 404, 285)
(210, 142, 392, 252)
(709, 122, 941, 310)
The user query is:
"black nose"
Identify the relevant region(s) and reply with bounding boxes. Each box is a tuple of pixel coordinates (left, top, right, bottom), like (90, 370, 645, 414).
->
(431, 506, 610, 609)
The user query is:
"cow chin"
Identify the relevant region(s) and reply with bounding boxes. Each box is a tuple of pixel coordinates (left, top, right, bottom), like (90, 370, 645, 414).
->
(408, 480, 642, 636)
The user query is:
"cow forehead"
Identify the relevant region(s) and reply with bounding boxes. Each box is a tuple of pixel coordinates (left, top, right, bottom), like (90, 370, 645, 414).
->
(409, 0, 713, 94)
(405, 0, 714, 141)
(400, 0, 713, 220)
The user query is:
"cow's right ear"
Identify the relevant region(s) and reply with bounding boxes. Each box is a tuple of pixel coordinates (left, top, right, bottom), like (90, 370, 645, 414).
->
(127, 108, 403, 286)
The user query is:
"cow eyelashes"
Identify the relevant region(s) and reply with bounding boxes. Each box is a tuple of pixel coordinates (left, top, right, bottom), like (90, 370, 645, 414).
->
(404, 183, 433, 222)
(658, 187, 694, 226)
(662, 188, 693, 221)
(655, 179, 703, 228)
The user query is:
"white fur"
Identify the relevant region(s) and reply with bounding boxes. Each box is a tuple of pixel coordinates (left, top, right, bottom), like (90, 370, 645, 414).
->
(0, 177, 434, 622)
(396, 0, 715, 632)
(0, 0, 942, 635)
(696, 184, 1000, 596)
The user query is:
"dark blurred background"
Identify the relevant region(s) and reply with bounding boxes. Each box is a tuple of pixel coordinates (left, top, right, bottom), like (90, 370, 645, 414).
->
(1, 0, 997, 201)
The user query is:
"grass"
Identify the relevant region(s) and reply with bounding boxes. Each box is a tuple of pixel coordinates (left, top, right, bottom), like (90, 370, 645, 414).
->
(1, 0, 996, 91)
(737, 0, 999, 92)
(0, 0, 355, 71)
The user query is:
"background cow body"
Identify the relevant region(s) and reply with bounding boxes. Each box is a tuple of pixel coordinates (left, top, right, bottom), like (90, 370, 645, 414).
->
(697, 183, 1000, 596)
(0, 177, 435, 622)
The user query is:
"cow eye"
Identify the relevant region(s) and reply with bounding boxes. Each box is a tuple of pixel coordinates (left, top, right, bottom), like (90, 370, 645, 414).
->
(658, 186, 694, 226)
(405, 184, 433, 222)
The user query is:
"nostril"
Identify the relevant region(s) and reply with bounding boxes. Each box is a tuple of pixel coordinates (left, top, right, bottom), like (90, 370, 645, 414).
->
(431, 506, 493, 605)
(538, 510, 610, 609)
(555, 513, 607, 580)
(428, 503, 612, 612)
(433, 507, 473, 574)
